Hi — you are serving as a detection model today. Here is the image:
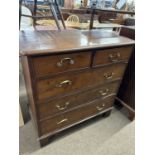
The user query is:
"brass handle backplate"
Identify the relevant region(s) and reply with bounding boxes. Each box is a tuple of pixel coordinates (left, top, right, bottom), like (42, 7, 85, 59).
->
(104, 72, 114, 79)
(56, 80, 72, 88)
(99, 88, 109, 96)
(96, 104, 105, 111)
(57, 118, 68, 125)
(109, 52, 121, 62)
(56, 102, 70, 111)
(57, 57, 74, 67)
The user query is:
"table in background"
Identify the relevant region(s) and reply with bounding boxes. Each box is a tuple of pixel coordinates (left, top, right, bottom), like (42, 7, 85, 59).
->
(116, 26, 135, 121)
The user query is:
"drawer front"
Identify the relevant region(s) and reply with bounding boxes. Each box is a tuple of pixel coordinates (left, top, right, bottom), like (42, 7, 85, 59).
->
(38, 81, 120, 120)
(36, 63, 126, 101)
(32, 52, 92, 77)
(39, 96, 115, 135)
(93, 47, 132, 67)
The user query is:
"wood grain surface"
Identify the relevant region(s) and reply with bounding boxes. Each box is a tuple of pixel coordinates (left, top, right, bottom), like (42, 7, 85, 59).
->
(19, 30, 134, 56)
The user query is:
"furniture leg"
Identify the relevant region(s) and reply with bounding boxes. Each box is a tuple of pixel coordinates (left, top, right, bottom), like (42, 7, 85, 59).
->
(40, 137, 49, 147)
(115, 97, 135, 121)
(102, 110, 112, 118)
(128, 110, 135, 121)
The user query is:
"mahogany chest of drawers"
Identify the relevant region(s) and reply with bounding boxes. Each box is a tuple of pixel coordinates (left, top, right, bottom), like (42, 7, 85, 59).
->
(19, 30, 134, 146)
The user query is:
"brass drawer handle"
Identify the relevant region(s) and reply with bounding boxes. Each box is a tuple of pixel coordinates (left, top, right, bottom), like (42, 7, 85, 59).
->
(109, 52, 121, 62)
(57, 118, 68, 125)
(56, 102, 70, 111)
(57, 57, 74, 67)
(104, 72, 114, 79)
(96, 104, 105, 111)
(56, 80, 72, 88)
(99, 89, 109, 96)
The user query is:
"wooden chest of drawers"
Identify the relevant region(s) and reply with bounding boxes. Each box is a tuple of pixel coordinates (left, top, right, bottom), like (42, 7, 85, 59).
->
(20, 30, 134, 146)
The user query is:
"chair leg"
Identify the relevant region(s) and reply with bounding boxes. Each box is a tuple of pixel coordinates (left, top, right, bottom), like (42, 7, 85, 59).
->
(55, 0, 66, 29)
(33, 0, 37, 26)
(49, 2, 61, 30)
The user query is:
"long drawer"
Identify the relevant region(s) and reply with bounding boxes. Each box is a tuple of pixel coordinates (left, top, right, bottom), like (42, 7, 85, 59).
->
(39, 96, 115, 135)
(36, 63, 126, 101)
(32, 52, 92, 77)
(37, 81, 120, 120)
(93, 46, 132, 67)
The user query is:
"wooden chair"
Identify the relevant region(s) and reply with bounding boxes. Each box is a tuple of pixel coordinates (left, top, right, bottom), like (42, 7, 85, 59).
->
(19, 0, 66, 30)
(66, 14, 80, 23)
(20, 6, 33, 30)
(98, 12, 117, 23)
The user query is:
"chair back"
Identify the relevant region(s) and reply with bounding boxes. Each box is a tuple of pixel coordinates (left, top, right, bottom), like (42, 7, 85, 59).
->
(20, 6, 33, 30)
(66, 15, 79, 23)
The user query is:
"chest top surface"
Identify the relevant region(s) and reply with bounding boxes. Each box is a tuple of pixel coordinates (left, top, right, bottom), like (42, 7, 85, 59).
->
(19, 30, 134, 56)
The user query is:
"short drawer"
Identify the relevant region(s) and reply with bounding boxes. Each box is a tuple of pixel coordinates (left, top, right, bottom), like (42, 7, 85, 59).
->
(36, 63, 126, 101)
(32, 52, 92, 77)
(37, 81, 120, 120)
(39, 96, 115, 135)
(93, 46, 132, 67)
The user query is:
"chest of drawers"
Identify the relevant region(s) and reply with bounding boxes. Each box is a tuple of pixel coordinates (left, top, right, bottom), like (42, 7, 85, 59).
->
(20, 30, 134, 146)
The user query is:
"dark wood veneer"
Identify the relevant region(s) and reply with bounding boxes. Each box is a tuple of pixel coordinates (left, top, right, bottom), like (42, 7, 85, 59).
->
(37, 81, 120, 120)
(32, 52, 92, 77)
(36, 63, 126, 101)
(39, 96, 115, 135)
(19, 30, 134, 56)
(93, 46, 132, 67)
